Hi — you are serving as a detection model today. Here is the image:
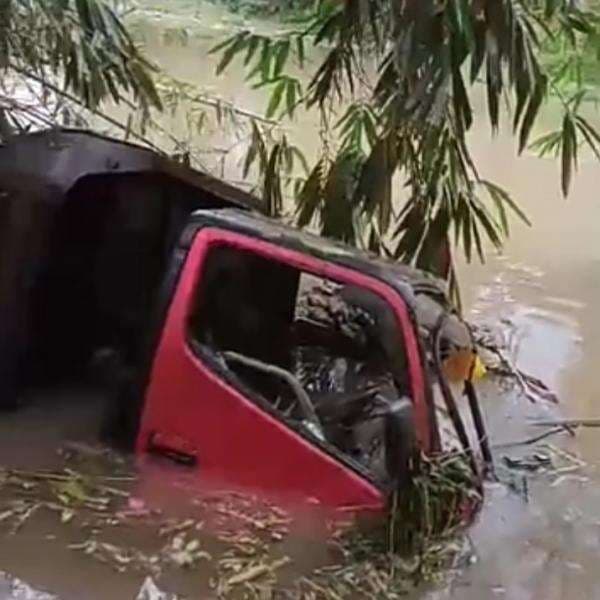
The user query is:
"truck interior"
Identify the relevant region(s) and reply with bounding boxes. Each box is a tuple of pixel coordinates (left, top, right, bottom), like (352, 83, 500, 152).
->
(0, 130, 259, 413)
(28, 173, 235, 382)
(188, 244, 415, 485)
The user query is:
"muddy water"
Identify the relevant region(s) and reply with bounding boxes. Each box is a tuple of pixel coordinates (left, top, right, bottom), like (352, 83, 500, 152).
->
(129, 5, 600, 597)
(442, 134, 600, 598)
(4, 1, 600, 598)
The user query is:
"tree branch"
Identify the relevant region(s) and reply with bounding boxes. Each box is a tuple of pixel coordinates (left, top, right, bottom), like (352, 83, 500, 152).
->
(8, 62, 165, 153)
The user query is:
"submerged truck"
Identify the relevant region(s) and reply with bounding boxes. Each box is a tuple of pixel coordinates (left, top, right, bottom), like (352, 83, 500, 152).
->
(0, 129, 486, 512)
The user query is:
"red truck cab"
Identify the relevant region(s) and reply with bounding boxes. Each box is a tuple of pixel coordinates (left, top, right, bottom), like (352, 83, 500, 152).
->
(0, 130, 480, 515)
(136, 210, 440, 511)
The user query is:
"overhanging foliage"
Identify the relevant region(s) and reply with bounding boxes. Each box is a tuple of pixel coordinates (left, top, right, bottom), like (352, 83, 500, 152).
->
(213, 0, 600, 286)
(0, 0, 164, 135)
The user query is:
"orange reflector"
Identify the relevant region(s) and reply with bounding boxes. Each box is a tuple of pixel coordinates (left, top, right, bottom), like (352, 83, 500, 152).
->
(442, 350, 486, 383)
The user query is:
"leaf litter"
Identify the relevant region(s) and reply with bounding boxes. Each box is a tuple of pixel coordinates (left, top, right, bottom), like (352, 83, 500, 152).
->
(0, 444, 479, 599)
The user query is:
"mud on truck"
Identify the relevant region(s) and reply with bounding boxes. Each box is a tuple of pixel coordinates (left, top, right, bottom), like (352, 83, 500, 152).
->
(0, 130, 490, 513)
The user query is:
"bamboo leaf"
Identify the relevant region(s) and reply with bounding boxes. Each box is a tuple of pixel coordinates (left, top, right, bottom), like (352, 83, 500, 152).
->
(462, 204, 472, 263)
(216, 33, 249, 75)
(561, 112, 577, 196)
(519, 78, 546, 153)
(244, 35, 260, 66)
(266, 80, 285, 118)
(575, 116, 600, 161)
(273, 41, 290, 78)
(209, 34, 238, 55)
(129, 60, 162, 109)
(472, 219, 484, 263)
(480, 180, 531, 226)
(296, 159, 324, 228)
(285, 78, 298, 118)
(296, 35, 305, 68)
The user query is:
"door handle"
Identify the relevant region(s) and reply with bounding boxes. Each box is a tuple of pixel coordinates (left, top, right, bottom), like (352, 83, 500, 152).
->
(147, 431, 198, 466)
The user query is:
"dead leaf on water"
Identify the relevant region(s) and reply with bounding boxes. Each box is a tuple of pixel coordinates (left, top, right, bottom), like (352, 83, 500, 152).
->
(61, 509, 75, 524)
(0, 509, 15, 523)
(164, 533, 212, 567)
(226, 556, 291, 586)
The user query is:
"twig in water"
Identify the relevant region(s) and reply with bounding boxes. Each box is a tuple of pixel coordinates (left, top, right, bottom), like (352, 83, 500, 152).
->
(226, 556, 291, 586)
(300, 577, 344, 600)
(542, 443, 587, 468)
(529, 418, 600, 428)
(475, 331, 559, 403)
(493, 426, 568, 449)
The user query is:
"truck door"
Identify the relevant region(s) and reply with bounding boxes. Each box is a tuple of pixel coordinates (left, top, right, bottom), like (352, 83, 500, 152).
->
(136, 224, 431, 510)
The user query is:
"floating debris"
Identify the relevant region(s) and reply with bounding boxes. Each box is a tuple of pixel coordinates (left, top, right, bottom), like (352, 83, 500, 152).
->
(163, 533, 212, 568)
(502, 453, 553, 472)
(0, 571, 57, 600)
(69, 539, 161, 574)
(226, 556, 290, 586)
(136, 576, 181, 600)
(0, 446, 479, 599)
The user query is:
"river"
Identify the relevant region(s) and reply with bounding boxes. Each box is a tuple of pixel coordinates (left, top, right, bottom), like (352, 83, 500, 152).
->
(128, 3, 600, 597)
(3, 1, 600, 598)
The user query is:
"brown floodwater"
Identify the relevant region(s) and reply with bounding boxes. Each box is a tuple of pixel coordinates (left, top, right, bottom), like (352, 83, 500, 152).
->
(3, 1, 600, 598)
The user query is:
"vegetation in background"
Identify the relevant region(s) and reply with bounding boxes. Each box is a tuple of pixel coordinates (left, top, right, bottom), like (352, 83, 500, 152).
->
(212, 0, 600, 297)
(6, 1, 600, 299)
(206, 0, 313, 18)
(0, 0, 271, 178)
(0, 0, 161, 142)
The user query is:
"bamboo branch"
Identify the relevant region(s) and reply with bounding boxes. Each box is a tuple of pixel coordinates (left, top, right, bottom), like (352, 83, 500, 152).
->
(8, 62, 165, 153)
(493, 426, 567, 449)
(530, 418, 600, 428)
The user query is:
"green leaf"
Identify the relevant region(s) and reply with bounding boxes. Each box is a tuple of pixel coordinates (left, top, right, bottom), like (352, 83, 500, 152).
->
(519, 78, 546, 153)
(260, 39, 273, 81)
(561, 112, 577, 197)
(291, 146, 309, 174)
(244, 35, 260, 66)
(451, 67, 472, 133)
(296, 159, 324, 227)
(129, 60, 162, 109)
(266, 79, 285, 118)
(216, 33, 249, 75)
(356, 137, 396, 232)
(487, 91, 499, 133)
(263, 144, 283, 217)
(530, 130, 562, 157)
(296, 35, 305, 68)
(452, 0, 474, 43)
(575, 115, 600, 160)
(322, 156, 357, 243)
(285, 78, 298, 118)
(243, 138, 258, 178)
(209, 34, 239, 55)
(481, 180, 531, 227)
(471, 200, 502, 249)
(472, 218, 485, 263)
(462, 204, 473, 263)
(273, 41, 290, 78)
